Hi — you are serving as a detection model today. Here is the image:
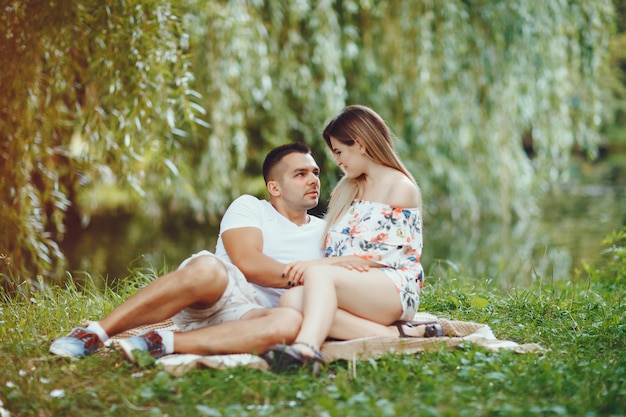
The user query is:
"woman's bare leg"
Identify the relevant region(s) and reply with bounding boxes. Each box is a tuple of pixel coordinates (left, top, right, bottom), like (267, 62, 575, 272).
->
(289, 265, 403, 356)
(280, 285, 428, 340)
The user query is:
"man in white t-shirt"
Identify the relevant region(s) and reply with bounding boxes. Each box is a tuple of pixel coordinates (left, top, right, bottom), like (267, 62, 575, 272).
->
(49, 142, 325, 360)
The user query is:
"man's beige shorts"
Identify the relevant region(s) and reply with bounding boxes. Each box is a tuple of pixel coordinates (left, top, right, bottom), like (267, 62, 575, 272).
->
(170, 250, 265, 331)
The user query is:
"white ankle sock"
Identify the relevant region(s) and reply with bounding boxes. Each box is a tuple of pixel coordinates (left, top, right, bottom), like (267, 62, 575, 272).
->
(87, 322, 109, 343)
(156, 330, 174, 354)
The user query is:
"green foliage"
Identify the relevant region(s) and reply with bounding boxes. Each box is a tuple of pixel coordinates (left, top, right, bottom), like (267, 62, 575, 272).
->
(583, 225, 626, 289)
(176, 1, 347, 210)
(0, 1, 200, 287)
(337, 0, 617, 222)
(1, 0, 621, 285)
(182, 0, 619, 223)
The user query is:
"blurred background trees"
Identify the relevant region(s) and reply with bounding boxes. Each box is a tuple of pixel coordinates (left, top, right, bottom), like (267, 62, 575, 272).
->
(1, 0, 623, 290)
(1, 1, 202, 288)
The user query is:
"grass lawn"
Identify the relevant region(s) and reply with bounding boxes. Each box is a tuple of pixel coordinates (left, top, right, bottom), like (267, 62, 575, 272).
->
(1, 229, 625, 417)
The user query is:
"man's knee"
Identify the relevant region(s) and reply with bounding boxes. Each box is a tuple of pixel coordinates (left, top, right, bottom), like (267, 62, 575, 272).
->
(179, 255, 229, 301)
(253, 308, 303, 343)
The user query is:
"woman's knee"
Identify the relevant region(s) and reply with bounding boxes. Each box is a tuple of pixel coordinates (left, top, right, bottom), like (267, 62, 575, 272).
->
(304, 264, 333, 280)
(279, 287, 304, 311)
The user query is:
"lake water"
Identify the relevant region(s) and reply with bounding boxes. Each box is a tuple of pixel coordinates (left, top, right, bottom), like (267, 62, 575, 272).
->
(63, 157, 625, 289)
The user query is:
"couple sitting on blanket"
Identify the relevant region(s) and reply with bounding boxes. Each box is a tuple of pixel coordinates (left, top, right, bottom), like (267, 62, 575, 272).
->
(50, 105, 443, 372)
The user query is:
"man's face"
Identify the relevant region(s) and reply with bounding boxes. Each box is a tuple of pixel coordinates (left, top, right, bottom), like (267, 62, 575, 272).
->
(273, 152, 320, 210)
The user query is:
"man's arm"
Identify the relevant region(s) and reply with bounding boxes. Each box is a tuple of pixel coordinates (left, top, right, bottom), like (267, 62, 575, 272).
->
(222, 226, 289, 288)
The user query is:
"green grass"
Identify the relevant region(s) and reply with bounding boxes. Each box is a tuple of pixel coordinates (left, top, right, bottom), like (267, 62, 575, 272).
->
(1, 230, 625, 417)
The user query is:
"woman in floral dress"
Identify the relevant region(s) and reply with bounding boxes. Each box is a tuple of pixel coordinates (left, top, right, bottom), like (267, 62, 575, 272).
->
(264, 105, 442, 370)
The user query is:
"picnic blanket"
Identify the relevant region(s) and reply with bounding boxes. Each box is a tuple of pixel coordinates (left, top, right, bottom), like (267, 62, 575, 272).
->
(99, 313, 545, 377)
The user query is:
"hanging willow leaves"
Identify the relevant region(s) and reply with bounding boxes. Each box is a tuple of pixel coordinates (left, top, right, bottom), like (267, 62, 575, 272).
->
(335, 0, 614, 223)
(0, 0, 619, 289)
(0, 0, 200, 289)
(180, 0, 615, 224)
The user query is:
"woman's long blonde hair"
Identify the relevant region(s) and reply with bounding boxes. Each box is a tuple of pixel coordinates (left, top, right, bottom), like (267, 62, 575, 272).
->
(322, 105, 420, 239)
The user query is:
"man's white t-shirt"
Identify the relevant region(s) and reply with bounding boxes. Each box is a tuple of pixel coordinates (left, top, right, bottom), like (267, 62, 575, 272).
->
(214, 195, 326, 308)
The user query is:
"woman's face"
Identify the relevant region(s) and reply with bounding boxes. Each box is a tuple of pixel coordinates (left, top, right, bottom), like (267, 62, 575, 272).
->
(328, 136, 366, 178)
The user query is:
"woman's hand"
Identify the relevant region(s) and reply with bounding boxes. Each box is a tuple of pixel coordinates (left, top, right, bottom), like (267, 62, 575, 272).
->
(329, 255, 378, 272)
(329, 257, 371, 272)
(282, 256, 374, 286)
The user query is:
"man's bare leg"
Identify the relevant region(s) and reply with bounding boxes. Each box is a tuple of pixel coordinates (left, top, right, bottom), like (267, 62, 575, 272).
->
(172, 307, 302, 355)
(50, 254, 231, 358)
(98, 255, 228, 337)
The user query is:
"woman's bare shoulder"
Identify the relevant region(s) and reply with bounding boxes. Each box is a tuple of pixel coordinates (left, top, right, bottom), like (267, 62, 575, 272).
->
(385, 173, 421, 208)
(390, 184, 421, 208)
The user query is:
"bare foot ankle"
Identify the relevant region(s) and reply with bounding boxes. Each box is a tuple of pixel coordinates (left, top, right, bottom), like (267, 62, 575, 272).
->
(292, 341, 319, 358)
(392, 323, 425, 338)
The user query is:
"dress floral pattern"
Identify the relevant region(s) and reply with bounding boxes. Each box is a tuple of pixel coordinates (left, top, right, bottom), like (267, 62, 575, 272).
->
(325, 200, 424, 321)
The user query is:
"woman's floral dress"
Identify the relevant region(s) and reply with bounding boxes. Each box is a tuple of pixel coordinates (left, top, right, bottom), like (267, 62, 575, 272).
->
(325, 200, 424, 321)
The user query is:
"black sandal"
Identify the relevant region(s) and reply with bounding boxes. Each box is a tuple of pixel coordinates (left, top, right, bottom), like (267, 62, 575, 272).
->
(395, 321, 444, 338)
(262, 342, 324, 373)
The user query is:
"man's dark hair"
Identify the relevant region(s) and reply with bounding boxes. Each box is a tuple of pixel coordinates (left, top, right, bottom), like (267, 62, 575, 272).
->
(262, 142, 312, 183)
